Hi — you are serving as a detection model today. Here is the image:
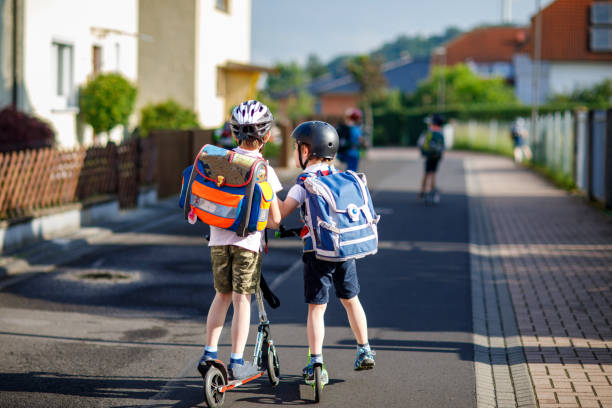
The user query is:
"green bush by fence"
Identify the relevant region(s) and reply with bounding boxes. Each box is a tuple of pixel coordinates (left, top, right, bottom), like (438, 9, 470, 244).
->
(372, 103, 604, 146)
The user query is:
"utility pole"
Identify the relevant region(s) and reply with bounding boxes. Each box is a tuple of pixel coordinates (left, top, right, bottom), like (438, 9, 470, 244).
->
(502, 0, 513, 23)
(530, 0, 542, 159)
(434, 47, 446, 111)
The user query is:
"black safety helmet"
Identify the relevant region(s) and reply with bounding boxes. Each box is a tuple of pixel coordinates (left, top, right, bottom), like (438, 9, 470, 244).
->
(431, 113, 446, 127)
(291, 121, 339, 169)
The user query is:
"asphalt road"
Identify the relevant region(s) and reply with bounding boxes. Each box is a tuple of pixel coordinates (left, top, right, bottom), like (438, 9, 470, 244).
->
(0, 149, 475, 408)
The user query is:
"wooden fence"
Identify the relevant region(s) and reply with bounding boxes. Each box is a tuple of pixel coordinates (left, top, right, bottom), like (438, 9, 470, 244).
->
(0, 138, 156, 220)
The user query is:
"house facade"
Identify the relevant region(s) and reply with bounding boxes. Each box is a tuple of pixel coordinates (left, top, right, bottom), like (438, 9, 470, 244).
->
(431, 26, 529, 83)
(1, 0, 262, 148)
(0, 0, 139, 147)
(300, 57, 430, 117)
(514, 0, 612, 104)
(138, 0, 267, 129)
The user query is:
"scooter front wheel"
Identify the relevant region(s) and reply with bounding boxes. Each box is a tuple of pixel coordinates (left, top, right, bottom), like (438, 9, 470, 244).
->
(266, 341, 280, 386)
(204, 365, 226, 408)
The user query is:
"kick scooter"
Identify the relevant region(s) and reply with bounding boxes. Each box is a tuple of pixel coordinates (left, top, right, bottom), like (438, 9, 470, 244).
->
(276, 225, 326, 403)
(198, 284, 280, 408)
(198, 234, 281, 408)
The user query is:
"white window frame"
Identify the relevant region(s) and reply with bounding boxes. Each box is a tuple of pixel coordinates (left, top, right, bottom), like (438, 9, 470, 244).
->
(51, 40, 76, 108)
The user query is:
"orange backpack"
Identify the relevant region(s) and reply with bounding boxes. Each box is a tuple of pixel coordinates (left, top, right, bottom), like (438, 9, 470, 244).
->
(179, 144, 274, 236)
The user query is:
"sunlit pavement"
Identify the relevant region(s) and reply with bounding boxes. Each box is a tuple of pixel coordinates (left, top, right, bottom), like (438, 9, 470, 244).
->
(0, 148, 610, 407)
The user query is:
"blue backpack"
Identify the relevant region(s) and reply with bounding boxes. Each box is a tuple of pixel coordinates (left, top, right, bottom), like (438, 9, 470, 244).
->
(299, 169, 379, 262)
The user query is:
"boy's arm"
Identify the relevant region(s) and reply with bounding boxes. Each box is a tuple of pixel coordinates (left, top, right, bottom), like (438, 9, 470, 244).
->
(266, 197, 281, 230)
(280, 196, 300, 219)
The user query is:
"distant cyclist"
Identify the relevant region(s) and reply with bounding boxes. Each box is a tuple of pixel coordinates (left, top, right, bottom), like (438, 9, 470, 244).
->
(510, 118, 532, 163)
(417, 114, 446, 201)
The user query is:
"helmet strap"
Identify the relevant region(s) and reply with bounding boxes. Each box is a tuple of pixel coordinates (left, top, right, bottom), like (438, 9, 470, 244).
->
(298, 143, 309, 170)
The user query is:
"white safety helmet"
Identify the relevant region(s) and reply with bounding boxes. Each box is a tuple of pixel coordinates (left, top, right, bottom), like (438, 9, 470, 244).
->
(229, 100, 274, 142)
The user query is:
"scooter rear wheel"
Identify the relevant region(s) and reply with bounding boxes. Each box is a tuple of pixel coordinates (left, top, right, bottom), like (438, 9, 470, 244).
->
(313, 364, 323, 403)
(204, 366, 226, 408)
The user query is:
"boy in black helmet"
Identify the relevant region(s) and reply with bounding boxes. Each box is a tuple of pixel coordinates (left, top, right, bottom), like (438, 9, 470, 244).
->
(278, 121, 375, 386)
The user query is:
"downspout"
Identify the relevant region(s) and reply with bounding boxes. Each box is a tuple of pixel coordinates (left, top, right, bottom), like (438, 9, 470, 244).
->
(11, 0, 18, 108)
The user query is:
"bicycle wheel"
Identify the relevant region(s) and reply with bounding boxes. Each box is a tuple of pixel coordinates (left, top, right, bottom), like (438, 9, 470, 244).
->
(266, 342, 280, 386)
(313, 364, 323, 403)
(203, 366, 226, 408)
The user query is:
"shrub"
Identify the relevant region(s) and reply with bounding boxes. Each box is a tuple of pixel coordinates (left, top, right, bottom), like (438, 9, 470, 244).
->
(139, 99, 200, 137)
(0, 107, 55, 152)
(79, 73, 137, 135)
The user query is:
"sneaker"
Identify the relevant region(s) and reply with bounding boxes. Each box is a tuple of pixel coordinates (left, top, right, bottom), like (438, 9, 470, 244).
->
(354, 347, 376, 371)
(228, 361, 259, 381)
(417, 191, 424, 200)
(197, 353, 215, 376)
(303, 362, 329, 386)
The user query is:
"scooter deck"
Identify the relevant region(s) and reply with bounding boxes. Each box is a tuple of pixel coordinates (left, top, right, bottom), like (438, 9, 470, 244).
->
(219, 371, 265, 393)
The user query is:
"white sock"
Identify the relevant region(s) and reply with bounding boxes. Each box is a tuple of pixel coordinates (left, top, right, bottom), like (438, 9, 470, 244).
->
(230, 352, 243, 360)
(205, 346, 218, 353)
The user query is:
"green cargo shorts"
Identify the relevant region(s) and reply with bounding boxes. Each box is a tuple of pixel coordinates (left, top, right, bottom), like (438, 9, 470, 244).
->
(210, 245, 262, 294)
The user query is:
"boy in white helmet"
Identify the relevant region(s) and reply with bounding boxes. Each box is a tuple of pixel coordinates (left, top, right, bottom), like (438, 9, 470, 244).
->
(197, 100, 282, 380)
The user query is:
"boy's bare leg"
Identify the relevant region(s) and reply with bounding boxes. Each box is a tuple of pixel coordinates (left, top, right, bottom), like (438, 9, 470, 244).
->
(420, 172, 427, 194)
(307, 303, 327, 355)
(206, 292, 232, 347)
(430, 173, 437, 191)
(231, 292, 252, 354)
(340, 296, 368, 345)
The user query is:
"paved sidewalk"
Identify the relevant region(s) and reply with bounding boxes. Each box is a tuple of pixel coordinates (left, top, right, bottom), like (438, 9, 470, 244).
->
(468, 154, 612, 408)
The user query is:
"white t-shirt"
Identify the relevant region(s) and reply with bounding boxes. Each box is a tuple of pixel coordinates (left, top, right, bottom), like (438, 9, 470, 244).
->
(286, 163, 336, 241)
(208, 146, 283, 252)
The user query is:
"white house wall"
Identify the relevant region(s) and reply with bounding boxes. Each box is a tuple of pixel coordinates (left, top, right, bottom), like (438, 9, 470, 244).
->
(23, 0, 138, 148)
(196, 0, 251, 128)
(548, 62, 612, 96)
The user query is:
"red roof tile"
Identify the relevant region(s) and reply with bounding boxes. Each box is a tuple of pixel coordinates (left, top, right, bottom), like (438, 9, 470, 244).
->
(441, 26, 528, 65)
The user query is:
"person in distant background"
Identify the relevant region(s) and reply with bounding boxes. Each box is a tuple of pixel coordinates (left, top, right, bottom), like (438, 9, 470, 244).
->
(336, 108, 365, 172)
(417, 114, 446, 201)
(510, 118, 532, 163)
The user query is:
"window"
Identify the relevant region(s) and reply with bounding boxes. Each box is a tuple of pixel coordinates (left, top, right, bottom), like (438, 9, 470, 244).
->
(52, 41, 74, 106)
(92, 45, 102, 76)
(115, 43, 121, 71)
(216, 0, 229, 13)
(590, 3, 612, 52)
(591, 3, 612, 24)
(590, 27, 612, 52)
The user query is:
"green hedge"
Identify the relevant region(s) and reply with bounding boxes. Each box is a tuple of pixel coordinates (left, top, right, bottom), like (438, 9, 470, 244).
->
(372, 103, 602, 146)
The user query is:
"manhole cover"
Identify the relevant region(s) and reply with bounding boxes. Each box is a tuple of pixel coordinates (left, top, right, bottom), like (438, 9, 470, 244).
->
(57, 268, 140, 284)
(80, 271, 130, 281)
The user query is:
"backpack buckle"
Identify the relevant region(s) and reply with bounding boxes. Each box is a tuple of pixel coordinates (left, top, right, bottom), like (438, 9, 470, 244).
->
(216, 175, 225, 187)
(347, 204, 360, 222)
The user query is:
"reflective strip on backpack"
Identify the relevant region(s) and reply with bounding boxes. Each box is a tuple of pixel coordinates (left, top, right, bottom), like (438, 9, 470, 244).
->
(191, 195, 238, 219)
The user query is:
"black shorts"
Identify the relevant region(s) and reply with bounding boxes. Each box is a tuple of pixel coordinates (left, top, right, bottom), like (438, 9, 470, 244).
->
(425, 156, 441, 173)
(302, 252, 360, 304)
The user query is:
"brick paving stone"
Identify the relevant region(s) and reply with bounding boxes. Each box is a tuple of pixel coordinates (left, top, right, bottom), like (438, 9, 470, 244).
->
(467, 155, 612, 408)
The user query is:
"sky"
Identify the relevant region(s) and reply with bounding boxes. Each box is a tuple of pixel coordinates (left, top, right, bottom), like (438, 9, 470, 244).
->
(251, 0, 555, 65)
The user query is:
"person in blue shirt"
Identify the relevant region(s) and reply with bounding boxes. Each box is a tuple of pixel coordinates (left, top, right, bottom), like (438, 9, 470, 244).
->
(337, 108, 365, 172)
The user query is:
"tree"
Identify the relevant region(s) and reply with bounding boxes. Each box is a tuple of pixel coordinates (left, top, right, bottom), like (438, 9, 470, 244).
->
(346, 55, 388, 146)
(305, 54, 328, 80)
(265, 62, 309, 95)
(139, 99, 200, 137)
(79, 73, 137, 140)
(411, 64, 518, 107)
